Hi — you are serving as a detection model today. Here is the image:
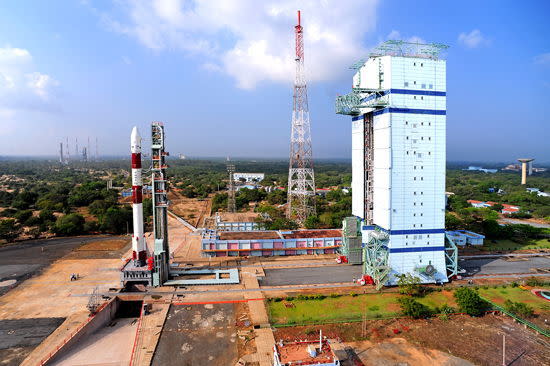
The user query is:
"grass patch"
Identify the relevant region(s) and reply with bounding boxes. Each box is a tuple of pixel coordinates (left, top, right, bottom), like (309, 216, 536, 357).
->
(480, 238, 550, 252)
(478, 286, 550, 313)
(268, 290, 457, 325)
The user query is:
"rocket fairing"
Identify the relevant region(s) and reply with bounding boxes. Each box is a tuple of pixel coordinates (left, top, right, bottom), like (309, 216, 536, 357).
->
(131, 126, 147, 265)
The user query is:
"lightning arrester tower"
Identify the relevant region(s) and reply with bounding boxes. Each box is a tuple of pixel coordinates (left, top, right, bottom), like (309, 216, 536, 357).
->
(287, 10, 316, 224)
(227, 162, 236, 213)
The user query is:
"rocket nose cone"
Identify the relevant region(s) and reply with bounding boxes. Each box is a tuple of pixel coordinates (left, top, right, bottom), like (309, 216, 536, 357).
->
(131, 126, 141, 141)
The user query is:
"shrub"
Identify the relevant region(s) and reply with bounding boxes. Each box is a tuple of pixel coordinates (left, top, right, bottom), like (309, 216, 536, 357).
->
(305, 328, 317, 335)
(351, 292, 358, 297)
(329, 293, 341, 298)
(53, 213, 85, 236)
(286, 296, 295, 302)
(504, 300, 534, 318)
(397, 297, 433, 319)
(397, 273, 423, 297)
(273, 297, 283, 302)
(454, 287, 489, 317)
(368, 305, 380, 312)
(439, 304, 456, 315)
(525, 277, 544, 287)
(14, 209, 33, 224)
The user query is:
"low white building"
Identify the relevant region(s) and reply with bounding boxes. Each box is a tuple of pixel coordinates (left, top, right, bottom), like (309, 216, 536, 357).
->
(233, 172, 265, 182)
(446, 230, 485, 246)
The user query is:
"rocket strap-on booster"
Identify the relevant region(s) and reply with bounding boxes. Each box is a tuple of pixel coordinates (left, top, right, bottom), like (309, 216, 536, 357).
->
(131, 126, 147, 265)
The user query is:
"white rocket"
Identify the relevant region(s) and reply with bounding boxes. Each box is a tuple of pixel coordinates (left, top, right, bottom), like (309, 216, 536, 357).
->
(131, 127, 147, 265)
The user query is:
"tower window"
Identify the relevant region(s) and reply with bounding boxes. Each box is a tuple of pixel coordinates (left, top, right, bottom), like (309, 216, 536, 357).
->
(421, 63, 424, 67)
(404, 82, 409, 87)
(429, 84, 433, 89)
(421, 96, 424, 100)
(414, 96, 417, 100)
(421, 84, 426, 89)
(414, 62, 416, 66)
(414, 81, 417, 85)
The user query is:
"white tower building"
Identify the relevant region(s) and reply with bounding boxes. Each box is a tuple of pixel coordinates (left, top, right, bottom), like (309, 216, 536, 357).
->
(336, 41, 454, 286)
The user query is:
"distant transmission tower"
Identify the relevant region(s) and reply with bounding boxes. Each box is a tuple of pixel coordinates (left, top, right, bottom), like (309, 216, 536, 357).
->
(287, 10, 316, 224)
(227, 163, 236, 213)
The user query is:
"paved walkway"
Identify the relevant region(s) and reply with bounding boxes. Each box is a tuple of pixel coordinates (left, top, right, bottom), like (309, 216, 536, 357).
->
(131, 299, 171, 366)
(241, 268, 274, 366)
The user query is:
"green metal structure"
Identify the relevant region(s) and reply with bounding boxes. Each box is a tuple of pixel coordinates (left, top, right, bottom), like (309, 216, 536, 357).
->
(341, 217, 362, 264)
(151, 122, 170, 287)
(444, 232, 459, 279)
(363, 228, 391, 290)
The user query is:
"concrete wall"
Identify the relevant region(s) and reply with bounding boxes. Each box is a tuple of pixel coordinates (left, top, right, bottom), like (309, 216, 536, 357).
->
(45, 298, 121, 365)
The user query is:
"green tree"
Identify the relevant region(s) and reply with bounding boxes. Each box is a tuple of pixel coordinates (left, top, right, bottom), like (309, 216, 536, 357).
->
(54, 213, 85, 236)
(0, 219, 21, 242)
(39, 210, 56, 223)
(14, 209, 33, 224)
(454, 287, 488, 317)
(397, 273, 423, 297)
(99, 206, 133, 234)
(304, 215, 320, 229)
(398, 297, 432, 319)
(445, 213, 462, 230)
(504, 300, 534, 318)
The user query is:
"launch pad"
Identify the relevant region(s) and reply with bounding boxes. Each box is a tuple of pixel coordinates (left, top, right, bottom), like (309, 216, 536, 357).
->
(121, 122, 241, 288)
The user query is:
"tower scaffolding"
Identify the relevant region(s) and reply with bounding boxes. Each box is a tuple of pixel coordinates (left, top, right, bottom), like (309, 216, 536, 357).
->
(287, 10, 316, 225)
(151, 122, 170, 286)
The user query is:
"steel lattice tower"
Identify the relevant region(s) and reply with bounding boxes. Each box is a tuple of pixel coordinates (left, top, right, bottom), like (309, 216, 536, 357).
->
(227, 163, 236, 213)
(287, 10, 316, 224)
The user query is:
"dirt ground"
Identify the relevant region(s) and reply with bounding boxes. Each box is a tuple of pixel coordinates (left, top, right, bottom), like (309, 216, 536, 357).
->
(272, 314, 550, 366)
(169, 190, 211, 228)
(347, 338, 474, 366)
(0, 238, 127, 319)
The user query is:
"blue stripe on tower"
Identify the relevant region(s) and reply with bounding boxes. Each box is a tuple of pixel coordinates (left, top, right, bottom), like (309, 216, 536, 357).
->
(389, 246, 445, 253)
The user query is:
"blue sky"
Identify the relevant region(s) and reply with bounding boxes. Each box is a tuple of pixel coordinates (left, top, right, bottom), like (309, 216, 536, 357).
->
(0, 0, 548, 163)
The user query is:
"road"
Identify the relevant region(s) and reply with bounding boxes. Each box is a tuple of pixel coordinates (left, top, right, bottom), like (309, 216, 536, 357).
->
(459, 256, 550, 276)
(500, 218, 550, 228)
(260, 256, 550, 286)
(261, 265, 363, 286)
(0, 236, 125, 295)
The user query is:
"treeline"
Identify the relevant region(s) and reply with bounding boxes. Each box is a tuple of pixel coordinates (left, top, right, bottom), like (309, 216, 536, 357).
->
(0, 179, 151, 242)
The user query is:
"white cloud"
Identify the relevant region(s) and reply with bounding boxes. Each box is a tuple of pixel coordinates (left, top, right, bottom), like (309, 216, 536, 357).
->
(95, 0, 380, 89)
(386, 30, 426, 44)
(534, 52, 550, 65)
(0, 46, 59, 110)
(458, 29, 489, 48)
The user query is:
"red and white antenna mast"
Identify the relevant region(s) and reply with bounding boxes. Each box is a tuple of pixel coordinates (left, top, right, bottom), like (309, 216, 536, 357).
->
(287, 10, 316, 225)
